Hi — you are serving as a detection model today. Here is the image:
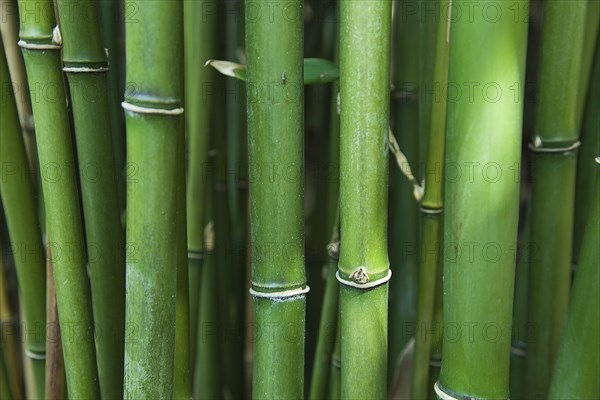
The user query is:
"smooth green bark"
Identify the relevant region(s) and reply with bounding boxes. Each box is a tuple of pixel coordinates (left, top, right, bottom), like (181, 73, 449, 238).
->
(548, 159, 600, 399)
(338, 0, 392, 398)
(438, 1, 528, 398)
(122, 0, 183, 397)
(245, 0, 306, 398)
(526, 2, 588, 398)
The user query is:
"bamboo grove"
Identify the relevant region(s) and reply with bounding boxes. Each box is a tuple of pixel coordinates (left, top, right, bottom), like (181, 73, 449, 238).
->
(0, 0, 598, 399)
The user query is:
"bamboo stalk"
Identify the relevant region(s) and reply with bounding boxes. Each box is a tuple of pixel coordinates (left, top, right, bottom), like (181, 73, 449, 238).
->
(0, 352, 11, 399)
(45, 244, 66, 400)
(388, 0, 419, 381)
(338, 0, 392, 398)
(573, 37, 600, 264)
(194, 218, 222, 399)
(436, 1, 528, 398)
(245, 0, 306, 397)
(54, 0, 125, 396)
(174, 132, 192, 400)
(548, 157, 600, 399)
(1, 34, 46, 398)
(309, 225, 339, 400)
(0, 0, 36, 171)
(525, 2, 588, 398)
(184, 0, 216, 365)
(509, 207, 531, 400)
(328, 317, 341, 400)
(0, 252, 23, 399)
(122, 0, 183, 396)
(411, 0, 449, 397)
(98, 0, 126, 207)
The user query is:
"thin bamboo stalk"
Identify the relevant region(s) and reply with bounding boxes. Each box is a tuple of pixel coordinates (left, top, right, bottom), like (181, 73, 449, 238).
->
(338, 0, 392, 398)
(509, 207, 531, 400)
(16, 0, 100, 395)
(437, 1, 528, 398)
(54, 0, 125, 396)
(0, 352, 11, 399)
(45, 245, 66, 400)
(194, 218, 222, 399)
(573, 37, 600, 264)
(328, 317, 341, 400)
(309, 225, 339, 400)
(184, 0, 216, 365)
(174, 133, 192, 400)
(548, 158, 600, 399)
(1, 34, 46, 398)
(388, 0, 420, 381)
(0, 0, 36, 170)
(98, 0, 126, 207)
(0, 253, 23, 399)
(122, 0, 183, 396)
(525, 2, 588, 398)
(411, 0, 449, 397)
(245, 0, 306, 397)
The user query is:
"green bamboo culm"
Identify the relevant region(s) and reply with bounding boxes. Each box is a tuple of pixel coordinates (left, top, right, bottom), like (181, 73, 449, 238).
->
(245, 0, 307, 397)
(548, 157, 600, 400)
(16, 0, 101, 396)
(411, 0, 449, 397)
(573, 37, 600, 264)
(338, 0, 392, 398)
(54, 0, 125, 396)
(0, 38, 46, 398)
(436, 1, 528, 399)
(184, 0, 215, 364)
(308, 223, 340, 400)
(122, 0, 183, 397)
(388, 0, 420, 380)
(525, 2, 588, 398)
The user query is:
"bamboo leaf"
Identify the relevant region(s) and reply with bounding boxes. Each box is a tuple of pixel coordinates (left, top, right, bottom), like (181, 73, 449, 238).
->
(206, 58, 339, 85)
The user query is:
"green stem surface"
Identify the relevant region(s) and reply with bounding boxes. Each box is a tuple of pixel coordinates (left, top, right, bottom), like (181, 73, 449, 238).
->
(338, 0, 392, 398)
(526, 2, 587, 398)
(438, 1, 528, 398)
(245, 0, 306, 397)
(122, 0, 183, 397)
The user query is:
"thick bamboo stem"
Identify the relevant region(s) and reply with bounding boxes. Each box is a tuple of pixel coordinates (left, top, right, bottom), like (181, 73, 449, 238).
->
(45, 246, 66, 400)
(122, 0, 183, 397)
(525, 2, 588, 398)
(338, 0, 392, 398)
(245, 0, 307, 397)
(437, 1, 528, 398)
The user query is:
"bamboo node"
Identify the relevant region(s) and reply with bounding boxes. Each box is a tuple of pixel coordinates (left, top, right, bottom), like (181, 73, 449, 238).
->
(249, 285, 310, 301)
(528, 140, 581, 153)
(25, 349, 46, 361)
(18, 40, 61, 51)
(434, 382, 460, 400)
(63, 66, 110, 73)
(187, 250, 204, 261)
(121, 101, 184, 116)
(595, 157, 600, 165)
(336, 269, 392, 290)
